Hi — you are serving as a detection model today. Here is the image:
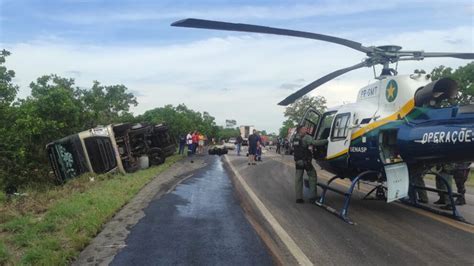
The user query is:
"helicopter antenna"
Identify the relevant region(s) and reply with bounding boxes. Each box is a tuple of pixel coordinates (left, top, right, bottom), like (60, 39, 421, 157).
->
(171, 18, 474, 105)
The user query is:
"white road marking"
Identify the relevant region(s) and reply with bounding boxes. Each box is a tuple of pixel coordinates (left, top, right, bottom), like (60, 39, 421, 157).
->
(224, 155, 313, 266)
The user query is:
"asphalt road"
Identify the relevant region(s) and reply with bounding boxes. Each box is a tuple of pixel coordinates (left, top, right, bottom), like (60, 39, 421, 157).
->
(111, 155, 273, 266)
(226, 149, 474, 265)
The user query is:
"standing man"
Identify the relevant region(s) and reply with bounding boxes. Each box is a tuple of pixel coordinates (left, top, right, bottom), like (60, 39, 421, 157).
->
(275, 137, 281, 154)
(178, 134, 186, 155)
(236, 135, 243, 156)
(198, 132, 205, 154)
(186, 132, 193, 155)
(248, 129, 260, 165)
(409, 167, 428, 203)
(433, 164, 454, 209)
(192, 131, 199, 154)
(453, 162, 471, 205)
(293, 125, 326, 204)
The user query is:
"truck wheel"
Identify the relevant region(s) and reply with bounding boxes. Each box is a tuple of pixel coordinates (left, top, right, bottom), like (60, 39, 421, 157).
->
(149, 148, 165, 165)
(125, 162, 140, 173)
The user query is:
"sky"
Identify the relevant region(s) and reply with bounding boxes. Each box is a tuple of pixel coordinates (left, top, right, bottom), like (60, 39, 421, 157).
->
(1, 0, 473, 133)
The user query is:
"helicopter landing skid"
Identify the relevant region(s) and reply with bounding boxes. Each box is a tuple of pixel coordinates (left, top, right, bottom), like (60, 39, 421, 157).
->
(314, 170, 380, 225)
(403, 172, 467, 223)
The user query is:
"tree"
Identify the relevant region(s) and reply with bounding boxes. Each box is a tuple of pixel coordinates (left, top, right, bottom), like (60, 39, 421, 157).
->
(431, 62, 474, 104)
(141, 104, 219, 140)
(279, 95, 327, 138)
(0, 50, 20, 188)
(283, 95, 327, 125)
(216, 127, 240, 142)
(0, 49, 19, 107)
(279, 119, 294, 138)
(81, 81, 138, 126)
(0, 52, 139, 189)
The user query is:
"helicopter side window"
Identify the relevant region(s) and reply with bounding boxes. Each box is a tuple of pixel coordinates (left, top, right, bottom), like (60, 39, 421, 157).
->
(299, 108, 321, 137)
(331, 113, 351, 140)
(315, 112, 336, 140)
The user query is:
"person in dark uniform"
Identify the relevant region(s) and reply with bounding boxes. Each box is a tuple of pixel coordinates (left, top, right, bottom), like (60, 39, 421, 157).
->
(453, 162, 471, 205)
(293, 125, 327, 203)
(178, 134, 186, 155)
(275, 137, 281, 154)
(433, 164, 453, 205)
(410, 168, 428, 203)
(248, 129, 260, 165)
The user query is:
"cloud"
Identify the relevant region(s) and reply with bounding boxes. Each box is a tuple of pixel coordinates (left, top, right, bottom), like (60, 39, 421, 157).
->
(48, 1, 400, 24)
(3, 25, 473, 132)
(31, 0, 471, 27)
(279, 79, 306, 90)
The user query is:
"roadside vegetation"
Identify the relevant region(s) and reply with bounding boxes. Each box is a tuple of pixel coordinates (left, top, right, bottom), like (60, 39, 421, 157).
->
(0, 49, 250, 265)
(0, 49, 240, 192)
(0, 154, 183, 265)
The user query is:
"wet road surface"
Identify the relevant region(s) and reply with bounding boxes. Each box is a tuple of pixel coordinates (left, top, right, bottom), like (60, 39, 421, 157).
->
(225, 149, 474, 265)
(111, 156, 273, 265)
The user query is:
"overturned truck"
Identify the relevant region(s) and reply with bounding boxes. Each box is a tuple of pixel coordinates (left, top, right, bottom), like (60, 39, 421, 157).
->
(46, 123, 176, 183)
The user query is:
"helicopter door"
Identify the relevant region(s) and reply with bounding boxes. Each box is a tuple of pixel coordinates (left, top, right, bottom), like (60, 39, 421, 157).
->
(327, 112, 352, 160)
(299, 108, 321, 138)
(313, 111, 337, 159)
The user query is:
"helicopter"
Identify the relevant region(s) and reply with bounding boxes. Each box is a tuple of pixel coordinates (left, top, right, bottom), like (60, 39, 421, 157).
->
(171, 18, 474, 224)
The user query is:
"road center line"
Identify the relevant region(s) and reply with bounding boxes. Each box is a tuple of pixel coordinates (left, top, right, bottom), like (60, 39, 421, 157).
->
(224, 155, 313, 266)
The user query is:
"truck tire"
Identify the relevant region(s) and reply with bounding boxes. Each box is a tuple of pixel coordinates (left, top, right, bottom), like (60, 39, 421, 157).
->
(125, 162, 140, 173)
(149, 148, 165, 165)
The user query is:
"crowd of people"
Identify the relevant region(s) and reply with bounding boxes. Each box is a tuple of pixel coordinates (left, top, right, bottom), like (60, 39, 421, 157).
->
(414, 162, 471, 208)
(178, 131, 207, 155)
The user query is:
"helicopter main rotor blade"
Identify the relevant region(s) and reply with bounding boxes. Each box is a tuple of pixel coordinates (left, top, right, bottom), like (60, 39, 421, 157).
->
(171, 18, 373, 54)
(420, 52, 474, 59)
(278, 61, 370, 106)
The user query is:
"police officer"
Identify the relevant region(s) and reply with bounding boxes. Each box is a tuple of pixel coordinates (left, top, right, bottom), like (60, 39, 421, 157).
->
(453, 162, 471, 205)
(433, 164, 454, 209)
(410, 168, 428, 203)
(293, 125, 326, 203)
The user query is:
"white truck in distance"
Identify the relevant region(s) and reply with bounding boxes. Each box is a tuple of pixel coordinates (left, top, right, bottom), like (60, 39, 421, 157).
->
(239, 125, 254, 146)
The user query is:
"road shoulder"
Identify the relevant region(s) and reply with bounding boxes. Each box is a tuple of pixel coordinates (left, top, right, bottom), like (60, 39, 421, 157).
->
(73, 156, 209, 266)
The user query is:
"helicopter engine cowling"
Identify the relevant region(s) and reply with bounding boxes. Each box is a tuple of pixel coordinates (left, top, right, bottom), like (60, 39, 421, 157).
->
(414, 78, 458, 107)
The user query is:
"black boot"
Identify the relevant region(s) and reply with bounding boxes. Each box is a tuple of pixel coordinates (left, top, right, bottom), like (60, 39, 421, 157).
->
(418, 198, 428, 204)
(296, 199, 304, 204)
(455, 196, 466, 206)
(440, 204, 453, 210)
(434, 198, 446, 205)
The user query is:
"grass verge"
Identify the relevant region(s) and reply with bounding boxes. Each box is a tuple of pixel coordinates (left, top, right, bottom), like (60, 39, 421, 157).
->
(0, 154, 183, 265)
